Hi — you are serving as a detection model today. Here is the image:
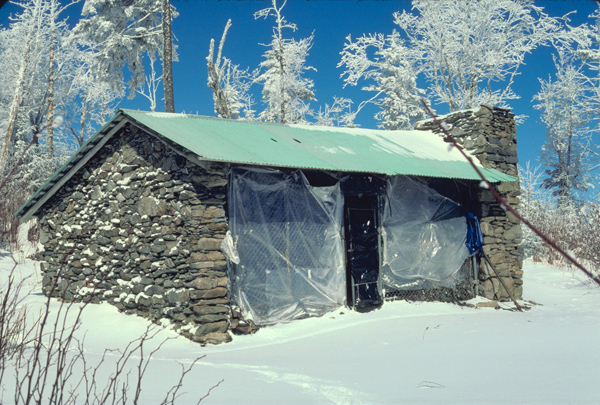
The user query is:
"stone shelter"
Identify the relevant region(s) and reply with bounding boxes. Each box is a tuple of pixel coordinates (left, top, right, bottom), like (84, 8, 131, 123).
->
(16, 106, 521, 344)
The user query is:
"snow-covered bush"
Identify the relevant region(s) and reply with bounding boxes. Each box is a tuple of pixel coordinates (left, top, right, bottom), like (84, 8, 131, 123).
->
(519, 164, 600, 272)
(519, 163, 548, 261)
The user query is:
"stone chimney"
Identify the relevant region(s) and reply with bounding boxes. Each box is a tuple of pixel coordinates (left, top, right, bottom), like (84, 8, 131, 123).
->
(415, 105, 523, 300)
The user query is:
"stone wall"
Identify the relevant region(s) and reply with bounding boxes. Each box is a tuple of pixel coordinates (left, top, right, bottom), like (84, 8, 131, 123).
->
(36, 124, 235, 344)
(415, 105, 523, 300)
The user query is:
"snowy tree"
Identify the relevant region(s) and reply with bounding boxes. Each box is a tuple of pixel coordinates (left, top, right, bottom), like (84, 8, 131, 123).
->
(0, 0, 44, 168)
(518, 162, 600, 269)
(0, 0, 119, 185)
(137, 56, 162, 113)
(573, 8, 600, 169)
(518, 162, 547, 259)
(206, 19, 257, 120)
(339, 31, 426, 129)
(62, 45, 121, 146)
(254, 0, 316, 124)
(73, 0, 177, 112)
(340, 0, 571, 128)
(534, 53, 596, 204)
(313, 97, 357, 127)
(0, 0, 66, 211)
(206, 1, 356, 126)
(0, 0, 76, 166)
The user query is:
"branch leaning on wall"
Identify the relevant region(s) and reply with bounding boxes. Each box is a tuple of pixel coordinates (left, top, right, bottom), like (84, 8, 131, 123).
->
(420, 99, 600, 288)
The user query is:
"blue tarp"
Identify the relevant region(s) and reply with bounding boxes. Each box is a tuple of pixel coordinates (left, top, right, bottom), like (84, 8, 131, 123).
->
(466, 212, 483, 256)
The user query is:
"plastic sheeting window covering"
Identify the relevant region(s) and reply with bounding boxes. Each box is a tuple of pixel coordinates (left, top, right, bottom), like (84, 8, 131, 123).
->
(382, 176, 470, 291)
(229, 167, 345, 325)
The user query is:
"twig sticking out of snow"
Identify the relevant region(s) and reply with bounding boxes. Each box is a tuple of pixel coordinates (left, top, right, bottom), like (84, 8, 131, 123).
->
(417, 381, 445, 389)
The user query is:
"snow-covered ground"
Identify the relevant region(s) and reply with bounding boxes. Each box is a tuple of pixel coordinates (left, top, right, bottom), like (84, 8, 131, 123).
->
(1, 249, 598, 404)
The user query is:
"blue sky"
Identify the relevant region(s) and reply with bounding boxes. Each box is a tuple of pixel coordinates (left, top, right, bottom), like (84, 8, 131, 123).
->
(1, 0, 598, 174)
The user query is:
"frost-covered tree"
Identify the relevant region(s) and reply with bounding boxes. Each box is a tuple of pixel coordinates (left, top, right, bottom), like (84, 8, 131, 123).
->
(518, 162, 600, 269)
(339, 31, 426, 129)
(0, 0, 67, 207)
(340, 0, 570, 128)
(313, 97, 357, 127)
(254, 0, 316, 124)
(534, 53, 596, 204)
(574, 8, 600, 165)
(0, 0, 77, 167)
(207, 1, 358, 126)
(206, 19, 257, 120)
(62, 45, 121, 146)
(518, 162, 547, 259)
(0, 0, 44, 168)
(0, 0, 119, 185)
(137, 56, 162, 113)
(73, 0, 177, 112)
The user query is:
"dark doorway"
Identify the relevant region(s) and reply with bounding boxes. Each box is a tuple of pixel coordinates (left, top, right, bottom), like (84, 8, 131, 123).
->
(344, 195, 382, 312)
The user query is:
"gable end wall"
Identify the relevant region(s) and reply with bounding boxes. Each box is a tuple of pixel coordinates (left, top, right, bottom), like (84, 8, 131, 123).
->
(415, 105, 523, 300)
(35, 124, 234, 344)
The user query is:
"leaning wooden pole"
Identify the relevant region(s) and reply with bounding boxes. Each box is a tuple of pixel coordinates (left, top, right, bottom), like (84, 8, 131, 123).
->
(480, 251, 523, 311)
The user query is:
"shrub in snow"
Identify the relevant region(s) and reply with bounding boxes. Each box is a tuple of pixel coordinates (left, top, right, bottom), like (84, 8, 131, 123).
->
(519, 164, 600, 272)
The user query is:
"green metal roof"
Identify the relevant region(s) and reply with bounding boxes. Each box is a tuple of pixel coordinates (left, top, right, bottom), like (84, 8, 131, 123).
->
(124, 110, 516, 181)
(16, 109, 517, 222)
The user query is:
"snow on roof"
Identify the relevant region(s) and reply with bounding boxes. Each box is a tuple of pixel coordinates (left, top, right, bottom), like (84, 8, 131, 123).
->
(290, 123, 482, 165)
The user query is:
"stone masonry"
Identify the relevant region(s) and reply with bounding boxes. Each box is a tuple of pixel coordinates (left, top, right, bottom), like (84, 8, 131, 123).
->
(35, 124, 235, 344)
(415, 105, 523, 300)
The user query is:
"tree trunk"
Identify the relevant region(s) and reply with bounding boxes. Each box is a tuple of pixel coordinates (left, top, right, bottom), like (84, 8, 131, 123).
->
(557, 150, 569, 206)
(162, 0, 175, 113)
(275, 3, 286, 123)
(47, 45, 55, 157)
